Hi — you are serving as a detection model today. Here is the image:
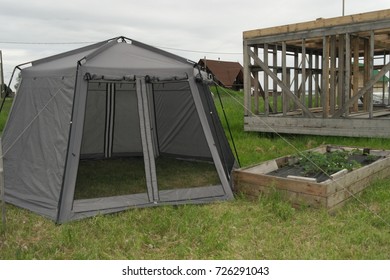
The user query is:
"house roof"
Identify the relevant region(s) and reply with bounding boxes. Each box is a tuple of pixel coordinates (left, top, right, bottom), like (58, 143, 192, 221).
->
(198, 59, 243, 87)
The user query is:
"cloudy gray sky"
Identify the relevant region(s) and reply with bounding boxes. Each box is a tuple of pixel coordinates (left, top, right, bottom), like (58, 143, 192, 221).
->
(1, 0, 390, 84)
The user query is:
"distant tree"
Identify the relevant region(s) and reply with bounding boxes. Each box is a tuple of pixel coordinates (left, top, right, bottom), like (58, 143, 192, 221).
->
(14, 72, 21, 91)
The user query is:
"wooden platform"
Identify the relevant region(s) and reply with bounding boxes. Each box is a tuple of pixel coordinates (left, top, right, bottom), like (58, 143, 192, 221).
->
(233, 145, 390, 210)
(243, 9, 390, 138)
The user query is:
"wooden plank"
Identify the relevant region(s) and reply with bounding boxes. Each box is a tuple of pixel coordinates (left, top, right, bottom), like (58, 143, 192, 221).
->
(364, 38, 370, 112)
(254, 47, 259, 114)
(315, 54, 320, 107)
(243, 42, 252, 116)
(233, 171, 326, 196)
(301, 39, 306, 107)
(264, 44, 269, 116)
(344, 33, 351, 117)
(369, 31, 375, 118)
(294, 50, 299, 111)
(244, 115, 390, 138)
(349, 109, 390, 118)
(352, 37, 360, 112)
(322, 36, 330, 117)
(245, 160, 278, 174)
(235, 181, 327, 208)
(330, 35, 337, 115)
(287, 175, 317, 182)
(308, 52, 313, 108)
(243, 9, 390, 39)
(273, 45, 278, 113)
(282, 42, 288, 116)
(338, 35, 345, 108)
(327, 163, 390, 208)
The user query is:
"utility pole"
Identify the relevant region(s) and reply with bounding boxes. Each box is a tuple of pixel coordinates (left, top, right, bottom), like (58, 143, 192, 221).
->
(0, 50, 4, 99)
(342, 0, 345, 16)
(0, 50, 5, 233)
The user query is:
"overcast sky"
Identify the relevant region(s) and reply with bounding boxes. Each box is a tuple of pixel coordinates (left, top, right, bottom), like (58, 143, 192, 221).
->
(1, 0, 390, 84)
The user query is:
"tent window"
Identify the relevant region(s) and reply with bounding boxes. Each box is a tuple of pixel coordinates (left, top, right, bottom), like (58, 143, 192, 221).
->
(74, 79, 226, 204)
(75, 81, 148, 199)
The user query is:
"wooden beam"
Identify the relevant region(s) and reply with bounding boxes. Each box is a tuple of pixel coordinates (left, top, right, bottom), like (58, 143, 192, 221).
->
(352, 37, 360, 112)
(243, 9, 390, 39)
(333, 61, 390, 118)
(338, 35, 345, 108)
(369, 31, 374, 118)
(248, 49, 315, 117)
(344, 33, 351, 117)
(264, 44, 269, 116)
(294, 49, 299, 111)
(302, 39, 307, 107)
(273, 45, 278, 113)
(315, 54, 320, 107)
(308, 51, 313, 108)
(322, 36, 330, 117)
(330, 35, 337, 115)
(254, 47, 259, 114)
(282, 42, 288, 115)
(243, 42, 252, 116)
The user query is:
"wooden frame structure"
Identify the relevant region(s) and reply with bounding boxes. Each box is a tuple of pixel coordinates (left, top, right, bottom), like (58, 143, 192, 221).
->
(243, 9, 390, 137)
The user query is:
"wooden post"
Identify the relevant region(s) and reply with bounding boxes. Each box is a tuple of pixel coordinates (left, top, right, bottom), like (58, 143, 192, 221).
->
(330, 35, 337, 115)
(338, 35, 345, 108)
(368, 31, 374, 118)
(301, 39, 307, 109)
(344, 33, 351, 117)
(282, 41, 288, 115)
(294, 49, 299, 111)
(264, 44, 269, 116)
(352, 37, 360, 112)
(315, 53, 320, 107)
(273, 45, 278, 113)
(243, 42, 252, 116)
(364, 38, 370, 112)
(254, 47, 259, 114)
(308, 51, 313, 108)
(322, 36, 330, 117)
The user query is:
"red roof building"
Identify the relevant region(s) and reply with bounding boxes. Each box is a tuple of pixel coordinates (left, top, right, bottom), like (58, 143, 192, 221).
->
(198, 58, 244, 90)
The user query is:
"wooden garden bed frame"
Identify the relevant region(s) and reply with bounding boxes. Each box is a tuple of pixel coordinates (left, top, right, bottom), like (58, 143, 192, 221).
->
(233, 145, 390, 210)
(243, 9, 390, 137)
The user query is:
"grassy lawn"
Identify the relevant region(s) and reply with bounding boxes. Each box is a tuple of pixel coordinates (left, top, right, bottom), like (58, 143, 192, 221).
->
(1, 90, 390, 260)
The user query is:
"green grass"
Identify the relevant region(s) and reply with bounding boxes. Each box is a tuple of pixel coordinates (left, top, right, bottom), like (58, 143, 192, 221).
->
(75, 157, 219, 199)
(1, 89, 390, 259)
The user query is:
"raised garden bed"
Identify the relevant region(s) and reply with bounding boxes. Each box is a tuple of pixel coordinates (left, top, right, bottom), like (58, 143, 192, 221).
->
(233, 145, 390, 210)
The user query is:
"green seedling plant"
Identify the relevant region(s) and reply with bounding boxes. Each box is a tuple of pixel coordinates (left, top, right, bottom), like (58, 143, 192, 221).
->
(297, 150, 362, 176)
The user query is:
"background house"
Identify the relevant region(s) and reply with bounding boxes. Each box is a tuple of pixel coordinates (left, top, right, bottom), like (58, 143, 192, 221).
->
(198, 58, 244, 90)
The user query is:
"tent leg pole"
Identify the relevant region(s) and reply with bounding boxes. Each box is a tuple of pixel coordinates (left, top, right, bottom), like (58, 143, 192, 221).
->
(0, 138, 6, 234)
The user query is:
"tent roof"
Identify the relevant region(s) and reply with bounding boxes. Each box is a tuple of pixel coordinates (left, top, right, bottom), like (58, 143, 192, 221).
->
(22, 36, 196, 77)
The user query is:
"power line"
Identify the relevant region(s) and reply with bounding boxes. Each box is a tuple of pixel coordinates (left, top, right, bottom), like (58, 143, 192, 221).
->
(0, 41, 243, 55)
(0, 41, 95, 45)
(158, 46, 242, 55)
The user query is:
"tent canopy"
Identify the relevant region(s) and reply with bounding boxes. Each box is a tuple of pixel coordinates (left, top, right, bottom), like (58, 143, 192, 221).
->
(2, 36, 236, 223)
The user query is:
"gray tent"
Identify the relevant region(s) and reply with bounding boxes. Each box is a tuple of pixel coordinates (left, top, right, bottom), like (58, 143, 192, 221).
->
(1, 36, 236, 223)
